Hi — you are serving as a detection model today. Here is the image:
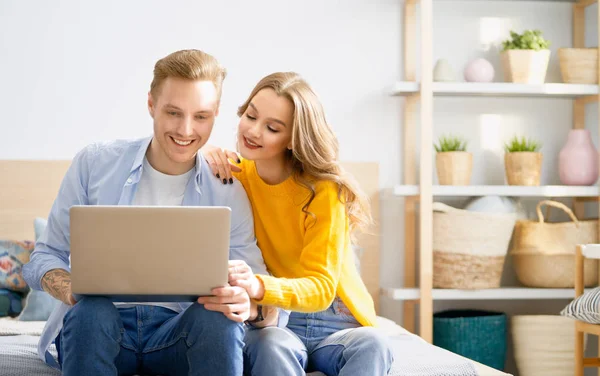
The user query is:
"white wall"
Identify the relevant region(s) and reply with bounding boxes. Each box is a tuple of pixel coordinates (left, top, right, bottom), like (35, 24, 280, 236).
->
(0, 0, 402, 166)
(2, 1, 599, 374)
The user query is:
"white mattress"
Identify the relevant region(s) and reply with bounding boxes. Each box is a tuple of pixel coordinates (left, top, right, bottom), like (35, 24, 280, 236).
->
(0, 317, 512, 376)
(376, 317, 512, 376)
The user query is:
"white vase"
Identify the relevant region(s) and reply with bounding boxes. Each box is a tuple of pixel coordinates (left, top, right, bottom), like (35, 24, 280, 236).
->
(434, 59, 456, 82)
(501, 50, 550, 84)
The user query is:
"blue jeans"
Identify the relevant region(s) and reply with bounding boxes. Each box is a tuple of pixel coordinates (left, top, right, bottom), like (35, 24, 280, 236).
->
(243, 298, 394, 376)
(56, 297, 245, 376)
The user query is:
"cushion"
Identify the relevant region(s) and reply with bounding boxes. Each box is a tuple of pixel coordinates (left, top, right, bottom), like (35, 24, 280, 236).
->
(0, 289, 24, 317)
(0, 240, 34, 292)
(352, 244, 364, 274)
(560, 286, 600, 324)
(18, 289, 59, 321)
(18, 217, 60, 321)
(34, 217, 48, 241)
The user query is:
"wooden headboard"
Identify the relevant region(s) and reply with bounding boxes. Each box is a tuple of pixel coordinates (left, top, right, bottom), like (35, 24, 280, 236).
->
(0, 160, 380, 311)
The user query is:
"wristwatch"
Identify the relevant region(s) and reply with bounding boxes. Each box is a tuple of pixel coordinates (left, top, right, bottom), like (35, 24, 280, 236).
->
(247, 304, 264, 324)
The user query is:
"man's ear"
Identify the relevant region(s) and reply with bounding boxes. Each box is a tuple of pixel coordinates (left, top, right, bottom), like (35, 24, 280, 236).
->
(147, 92, 155, 118)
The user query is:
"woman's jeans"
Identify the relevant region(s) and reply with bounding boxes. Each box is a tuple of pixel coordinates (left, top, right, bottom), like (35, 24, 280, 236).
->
(243, 297, 394, 376)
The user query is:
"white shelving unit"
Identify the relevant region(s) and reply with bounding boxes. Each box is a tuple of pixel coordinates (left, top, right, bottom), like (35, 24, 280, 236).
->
(382, 287, 592, 301)
(391, 185, 600, 197)
(391, 0, 600, 345)
(391, 81, 599, 98)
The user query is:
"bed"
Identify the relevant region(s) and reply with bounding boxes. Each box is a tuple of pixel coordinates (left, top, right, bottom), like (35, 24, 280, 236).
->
(0, 159, 511, 376)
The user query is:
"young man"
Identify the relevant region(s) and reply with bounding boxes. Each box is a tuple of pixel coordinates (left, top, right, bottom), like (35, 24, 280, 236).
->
(22, 49, 279, 376)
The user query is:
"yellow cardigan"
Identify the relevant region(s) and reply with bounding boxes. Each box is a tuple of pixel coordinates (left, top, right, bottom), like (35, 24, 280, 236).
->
(233, 159, 377, 327)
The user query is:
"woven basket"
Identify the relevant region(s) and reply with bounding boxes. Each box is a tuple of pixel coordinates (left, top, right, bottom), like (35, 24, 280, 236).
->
(434, 310, 507, 371)
(558, 48, 598, 84)
(433, 202, 517, 289)
(436, 152, 473, 186)
(511, 200, 598, 288)
(504, 152, 542, 186)
(512, 315, 583, 376)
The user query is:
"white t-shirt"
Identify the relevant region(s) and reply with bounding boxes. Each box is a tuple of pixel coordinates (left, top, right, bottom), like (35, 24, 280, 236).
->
(115, 157, 195, 311)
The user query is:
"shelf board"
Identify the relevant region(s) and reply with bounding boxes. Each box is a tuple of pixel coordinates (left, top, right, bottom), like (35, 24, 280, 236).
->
(391, 82, 599, 98)
(392, 184, 600, 197)
(382, 287, 589, 301)
(433, 0, 588, 2)
(583, 244, 600, 259)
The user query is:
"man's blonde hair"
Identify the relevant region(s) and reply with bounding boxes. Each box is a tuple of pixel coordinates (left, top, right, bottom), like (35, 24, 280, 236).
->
(150, 49, 227, 99)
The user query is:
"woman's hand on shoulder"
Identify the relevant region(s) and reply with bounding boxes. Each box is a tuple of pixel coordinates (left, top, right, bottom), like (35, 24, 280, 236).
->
(202, 145, 243, 185)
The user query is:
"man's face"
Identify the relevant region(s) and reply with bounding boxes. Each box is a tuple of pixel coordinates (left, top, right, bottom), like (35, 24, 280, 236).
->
(148, 77, 219, 173)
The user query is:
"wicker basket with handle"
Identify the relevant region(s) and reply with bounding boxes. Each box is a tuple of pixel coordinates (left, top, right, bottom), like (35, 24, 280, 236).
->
(433, 202, 517, 289)
(511, 200, 599, 288)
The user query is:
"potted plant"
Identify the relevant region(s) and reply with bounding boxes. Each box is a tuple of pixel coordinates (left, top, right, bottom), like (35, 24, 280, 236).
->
(500, 30, 551, 84)
(504, 136, 542, 186)
(434, 135, 472, 186)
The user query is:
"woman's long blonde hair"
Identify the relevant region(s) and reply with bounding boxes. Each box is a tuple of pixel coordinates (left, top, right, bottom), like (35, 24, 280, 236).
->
(237, 72, 373, 235)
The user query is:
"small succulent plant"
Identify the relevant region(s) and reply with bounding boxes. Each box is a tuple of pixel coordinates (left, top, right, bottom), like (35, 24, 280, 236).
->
(504, 135, 541, 152)
(434, 135, 468, 152)
(502, 30, 550, 51)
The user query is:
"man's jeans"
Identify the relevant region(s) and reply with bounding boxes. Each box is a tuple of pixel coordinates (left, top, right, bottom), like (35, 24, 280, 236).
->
(243, 297, 394, 376)
(56, 297, 245, 376)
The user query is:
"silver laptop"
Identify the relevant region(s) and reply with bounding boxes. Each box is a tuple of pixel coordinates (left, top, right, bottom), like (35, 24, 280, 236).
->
(69, 205, 230, 301)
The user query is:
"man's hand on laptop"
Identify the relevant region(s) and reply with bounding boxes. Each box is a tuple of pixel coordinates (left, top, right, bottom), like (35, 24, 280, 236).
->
(41, 269, 78, 306)
(227, 260, 265, 301)
(197, 284, 252, 323)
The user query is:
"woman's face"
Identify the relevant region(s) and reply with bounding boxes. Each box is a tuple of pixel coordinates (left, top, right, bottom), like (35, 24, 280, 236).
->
(237, 88, 294, 162)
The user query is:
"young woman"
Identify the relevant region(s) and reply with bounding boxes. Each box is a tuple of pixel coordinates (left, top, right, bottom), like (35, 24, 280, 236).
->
(198, 72, 393, 376)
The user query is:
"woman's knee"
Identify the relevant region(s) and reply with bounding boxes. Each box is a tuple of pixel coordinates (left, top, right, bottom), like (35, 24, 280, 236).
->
(244, 327, 306, 366)
(347, 327, 394, 362)
(245, 327, 290, 350)
(245, 327, 306, 356)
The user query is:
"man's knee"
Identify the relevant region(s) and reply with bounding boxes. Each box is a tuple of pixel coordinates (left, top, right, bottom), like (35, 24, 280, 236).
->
(182, 303, 244, 343)
(64, 297, 119, 327)
(62, 297, 120, 341)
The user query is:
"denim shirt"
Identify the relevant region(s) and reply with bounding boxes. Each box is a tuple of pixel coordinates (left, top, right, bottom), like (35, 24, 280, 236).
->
(22, 137, 287, 368)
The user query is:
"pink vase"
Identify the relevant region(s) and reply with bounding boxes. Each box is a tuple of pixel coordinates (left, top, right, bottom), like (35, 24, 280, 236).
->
(559, 129, 599, 185)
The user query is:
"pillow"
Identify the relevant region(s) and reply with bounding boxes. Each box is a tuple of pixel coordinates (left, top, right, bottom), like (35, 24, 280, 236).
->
(0, 288, 24, 317)
(352, 244, 365, 274)
(34, 217, 48, 241)
(560, 287, 600, 324)
(17, 217, 60, 321)
(0, 240, 34, 292)
(18, 289, 60, 321)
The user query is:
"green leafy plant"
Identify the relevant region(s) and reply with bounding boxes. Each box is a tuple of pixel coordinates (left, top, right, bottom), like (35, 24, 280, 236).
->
(434, 135, 468, 152)
(502, 30, 550, 51)
(504, 136, 541, 152)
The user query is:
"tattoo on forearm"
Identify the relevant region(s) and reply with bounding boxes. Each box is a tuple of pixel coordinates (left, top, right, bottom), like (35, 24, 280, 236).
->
(41, 269, 72, 303)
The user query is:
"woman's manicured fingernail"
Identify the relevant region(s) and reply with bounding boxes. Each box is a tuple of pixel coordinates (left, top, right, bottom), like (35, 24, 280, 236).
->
(216, 173, 220, 179)
(229, 178, 233, 184)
